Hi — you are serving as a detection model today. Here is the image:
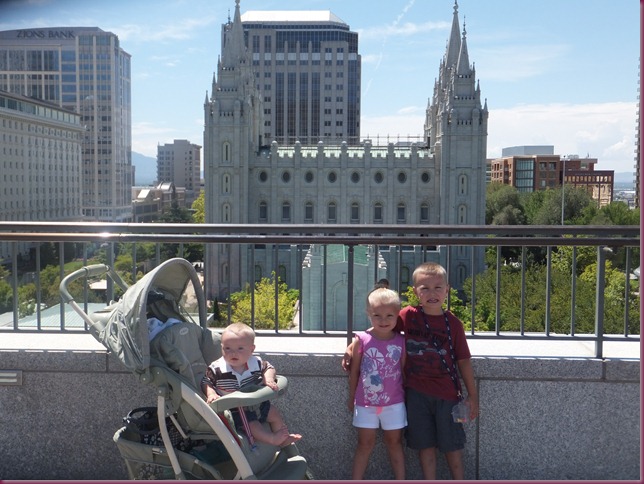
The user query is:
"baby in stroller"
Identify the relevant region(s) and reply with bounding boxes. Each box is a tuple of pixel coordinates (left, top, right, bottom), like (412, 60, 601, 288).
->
(202, 323, 302, 448)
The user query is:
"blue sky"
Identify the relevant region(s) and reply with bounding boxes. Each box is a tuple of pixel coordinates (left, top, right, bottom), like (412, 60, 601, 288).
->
(0, 0, 639, 175)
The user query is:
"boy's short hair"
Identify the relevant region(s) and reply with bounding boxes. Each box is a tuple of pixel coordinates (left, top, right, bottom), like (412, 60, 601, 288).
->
(412, 262, 448, 285)
(366, 287, 401, 311)
(223, 322, 255, 341)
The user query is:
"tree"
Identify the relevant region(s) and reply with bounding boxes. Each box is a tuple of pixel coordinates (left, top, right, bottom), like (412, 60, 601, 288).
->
(486, 183, 525, 225)
(229, 273, 299, 330)
(192, 191, 205, 224)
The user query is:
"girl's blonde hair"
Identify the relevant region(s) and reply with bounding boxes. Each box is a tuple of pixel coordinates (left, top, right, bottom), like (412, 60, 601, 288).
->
(366, 287, 401, 311)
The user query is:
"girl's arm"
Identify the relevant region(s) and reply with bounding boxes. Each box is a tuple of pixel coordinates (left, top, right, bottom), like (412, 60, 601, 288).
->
(347, 336, 362, 411)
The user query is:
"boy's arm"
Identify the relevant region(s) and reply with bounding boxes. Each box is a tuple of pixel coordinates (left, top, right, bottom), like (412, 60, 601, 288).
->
(201, 375, 219, 403)
(457, 358, 479, 420)
(262, 360, 279, 391)
(347, 337, 362, 411)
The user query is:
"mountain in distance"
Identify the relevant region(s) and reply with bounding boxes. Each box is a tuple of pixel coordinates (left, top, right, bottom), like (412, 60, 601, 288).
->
(132, 151, 157, 186)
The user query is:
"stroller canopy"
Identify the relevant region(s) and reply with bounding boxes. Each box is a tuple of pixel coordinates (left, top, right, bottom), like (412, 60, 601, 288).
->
(94, 258, 207, 376)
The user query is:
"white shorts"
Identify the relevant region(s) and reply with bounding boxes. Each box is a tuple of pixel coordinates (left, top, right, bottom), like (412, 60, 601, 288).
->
(352, 402, 407, 430)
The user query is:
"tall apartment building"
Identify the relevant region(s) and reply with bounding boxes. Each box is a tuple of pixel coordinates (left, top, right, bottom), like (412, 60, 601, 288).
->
(204, 0, 488, 300)
(0, 27, 132, 222)
(0, 89, 83, 262)
(490, 145, 614, 207)
(156, 139, 202, 207)
(239, 9, 360, 145)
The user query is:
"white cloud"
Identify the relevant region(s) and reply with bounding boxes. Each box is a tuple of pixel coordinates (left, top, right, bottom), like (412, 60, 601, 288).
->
(361, 101, 637, 174)
(109, 16, 216, 42)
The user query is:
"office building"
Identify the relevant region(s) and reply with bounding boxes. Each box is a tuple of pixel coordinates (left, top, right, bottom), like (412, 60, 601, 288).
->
(0, 27, 132, 222)
(239, 9, 360, 145)
(490, 146, 614, 207)
(204, 0, 488, 300)
(157, 139, 202, 207)
(0, 89, 83, 262)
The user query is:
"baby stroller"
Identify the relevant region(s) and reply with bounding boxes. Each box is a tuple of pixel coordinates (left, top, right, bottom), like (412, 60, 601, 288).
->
(60, 257, 311, 480)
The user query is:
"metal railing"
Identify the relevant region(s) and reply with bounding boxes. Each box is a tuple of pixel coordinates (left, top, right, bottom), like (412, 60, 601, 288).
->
(0, 222, 639, 358)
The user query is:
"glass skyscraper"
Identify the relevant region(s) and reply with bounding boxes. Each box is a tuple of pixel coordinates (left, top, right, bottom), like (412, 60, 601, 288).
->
(0, 27, 132, 222)
(239, 11, 361, 146)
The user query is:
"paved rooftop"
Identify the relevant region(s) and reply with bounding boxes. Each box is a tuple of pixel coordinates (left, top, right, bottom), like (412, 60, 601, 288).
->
(0, 331, 639, 360)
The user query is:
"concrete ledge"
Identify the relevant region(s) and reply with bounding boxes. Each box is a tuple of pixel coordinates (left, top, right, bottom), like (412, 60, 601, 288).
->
(0, 332, 639, 480)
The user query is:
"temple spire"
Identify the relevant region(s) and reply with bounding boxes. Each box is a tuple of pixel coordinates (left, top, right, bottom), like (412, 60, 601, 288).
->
(456, 18, 470, 75)
(445, 0, 461, 68)
(222, 0, 247, 68)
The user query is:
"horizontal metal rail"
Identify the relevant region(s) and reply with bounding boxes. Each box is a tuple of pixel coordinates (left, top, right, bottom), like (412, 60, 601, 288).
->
(0, 222, 639, 360)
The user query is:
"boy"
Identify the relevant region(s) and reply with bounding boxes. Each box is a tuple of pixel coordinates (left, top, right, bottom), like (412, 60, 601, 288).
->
(202, 322, 301, 447)
(343, 263, 478, 479)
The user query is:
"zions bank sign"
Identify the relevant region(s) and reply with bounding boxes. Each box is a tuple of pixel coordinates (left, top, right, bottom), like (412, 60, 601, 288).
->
(16, 30, 76, 39)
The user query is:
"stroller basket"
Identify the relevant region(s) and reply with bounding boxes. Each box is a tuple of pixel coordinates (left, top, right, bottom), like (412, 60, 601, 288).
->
(114, 426, 231, 480)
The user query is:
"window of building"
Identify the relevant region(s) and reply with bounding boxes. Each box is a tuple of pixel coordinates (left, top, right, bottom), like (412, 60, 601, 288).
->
(259, 201, 268, 222)
(282, 171, 291, 183)
(327, 202, 337, 222)
(351, 172, 360, 183)
(458, 174, 468, 195)
(396, 203, 406, 224)
(259, 170, 268, 182)
(304, 202, 314, 222)
(420, 203, 429, 223)
(374, 203, 383, 223)
(305, 171, 314, 183)
(350, 202, 360, 223)
(222, 174, 231, 194)
(328, 171, 337, 183)
(223, 203, 231, 223)
(458, 204, 467, 224)
(282, 202, 291, 222)
(374, 172, 384, 184)
(398, 171, 407, 184)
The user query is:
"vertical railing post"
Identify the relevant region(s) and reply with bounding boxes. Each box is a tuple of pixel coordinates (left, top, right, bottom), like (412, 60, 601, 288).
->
(595, 246, 607, 358)
(346, 245, 355, 347)
(11, 243, 19, 330)
(624, 247, 631, 335)
(59, 242, 65, 329)
(520, 247, 526, 335)
(571, 246, 577, 335)
(495, 246, 501, 335)
(470, 248, 476, 335)
(545, 246, 552, 336)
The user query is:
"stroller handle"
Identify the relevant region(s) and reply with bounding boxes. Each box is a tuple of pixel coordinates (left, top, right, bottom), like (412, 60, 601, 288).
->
(59, 264, 129, 303)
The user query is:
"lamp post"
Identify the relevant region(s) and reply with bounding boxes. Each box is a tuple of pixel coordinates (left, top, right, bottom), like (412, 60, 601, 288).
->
(560, 157, 566, 225)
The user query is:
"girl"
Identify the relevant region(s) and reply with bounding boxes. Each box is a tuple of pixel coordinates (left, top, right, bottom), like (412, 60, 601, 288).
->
(347, 287, 406, 480)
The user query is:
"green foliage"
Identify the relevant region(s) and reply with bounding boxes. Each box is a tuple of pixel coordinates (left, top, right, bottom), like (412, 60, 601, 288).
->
(461, 259, 640, 335)
(229, 273, 299, 330)
(486, 183, 525, 225)
(192, 191, 205, 224)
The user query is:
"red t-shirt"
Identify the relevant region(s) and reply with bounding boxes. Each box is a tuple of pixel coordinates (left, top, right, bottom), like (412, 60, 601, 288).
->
(398, 305, 471, 401)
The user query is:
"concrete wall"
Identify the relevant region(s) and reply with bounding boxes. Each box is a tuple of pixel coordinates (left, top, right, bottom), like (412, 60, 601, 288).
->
(0, 335, 639, 480)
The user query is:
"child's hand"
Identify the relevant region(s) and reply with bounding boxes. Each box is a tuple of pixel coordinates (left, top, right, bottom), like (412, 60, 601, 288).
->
(467, 395, 479, 420)
(206, 393, 219, 404)
(342, 349, 352, 372)
(265, 379, 279, 391)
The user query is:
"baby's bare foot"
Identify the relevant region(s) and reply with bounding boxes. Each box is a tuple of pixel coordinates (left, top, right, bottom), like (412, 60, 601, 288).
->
(268, 426, 289, 446)
(279, 433, 302, 447)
